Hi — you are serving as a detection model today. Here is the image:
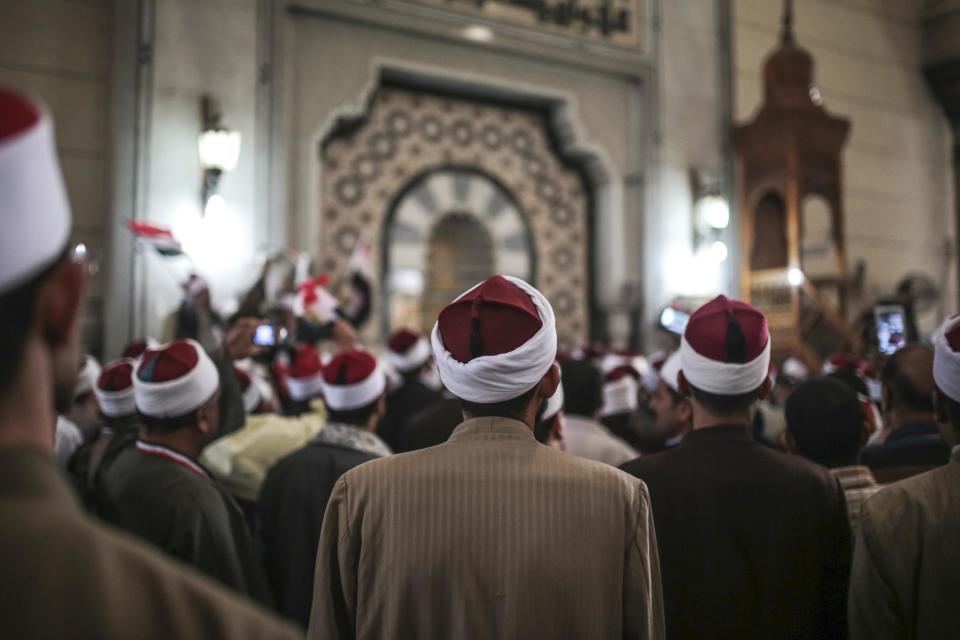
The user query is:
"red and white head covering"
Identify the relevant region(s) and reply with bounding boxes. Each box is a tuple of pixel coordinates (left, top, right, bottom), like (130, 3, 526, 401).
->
(294, 276, 340, 324)
(431, 275, 557, 403)
(680, 295, 771, 395)
(933, 316, 960, 402)
(94, 358, 137, 418)
(287, 344, 325, 402)
(234, 367, 262, 414)
(658, 351, 682, 394)
(321, 349, 386, 411)
(387, 328, 431, 373)
(134, 339, 220, 418)
(74, 355, 102, 398)
(601, 366, 640, 416)
(0, 87, 71, 294)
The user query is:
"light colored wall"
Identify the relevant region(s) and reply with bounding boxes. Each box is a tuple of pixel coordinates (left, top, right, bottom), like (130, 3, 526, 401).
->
(139, 0, 264, 340)
(734, 0, 957, 332)
(0, 0, 112, 355)
(650, 0, 729, 299)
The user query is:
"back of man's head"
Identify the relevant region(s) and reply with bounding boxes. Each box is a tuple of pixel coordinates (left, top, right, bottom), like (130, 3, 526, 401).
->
(134, 340, 220, 438)
(679, 295, 771, 423)
(320, 349, 386, 427)
(786, 377, 865, 468)
(432, 275, 558, 423)
(560, 359, 604, 418)
(881, 344, 934, 416)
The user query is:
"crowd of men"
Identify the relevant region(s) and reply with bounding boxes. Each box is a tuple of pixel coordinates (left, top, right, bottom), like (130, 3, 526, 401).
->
(3, 86, 960, 639)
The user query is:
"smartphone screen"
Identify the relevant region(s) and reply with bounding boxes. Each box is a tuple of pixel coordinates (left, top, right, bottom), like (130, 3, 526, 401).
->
(659, 307, 690, 335)
(252, 324, 278, 347)
(874, 305, 907, 356)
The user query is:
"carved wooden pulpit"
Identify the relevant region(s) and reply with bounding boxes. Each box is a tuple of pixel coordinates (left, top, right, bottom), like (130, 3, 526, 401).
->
(734, 1, 851, 362)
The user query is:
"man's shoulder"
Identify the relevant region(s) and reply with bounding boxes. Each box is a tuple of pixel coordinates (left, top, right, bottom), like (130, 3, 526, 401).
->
(864, 462, 960, 525)
(621, 435, 836, 487)
(343, 438, 644, 495)
(2, 488, 299, 638)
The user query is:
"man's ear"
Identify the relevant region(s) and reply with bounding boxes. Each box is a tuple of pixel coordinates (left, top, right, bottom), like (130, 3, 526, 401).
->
(538, 363, 561, 399)
(38, 259, 87, 347)
(677, 371, 691, 398)
(196, 402, 214, 436)
(677, 398, 693, 422)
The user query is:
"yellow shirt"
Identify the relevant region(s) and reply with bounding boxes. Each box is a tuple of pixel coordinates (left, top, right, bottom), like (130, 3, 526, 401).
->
(202, 401, 326, 502)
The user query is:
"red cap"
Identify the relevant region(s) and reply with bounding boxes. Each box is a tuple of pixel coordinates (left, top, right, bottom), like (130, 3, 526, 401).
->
(437, 275, 542, 364)
(684, 295, 769, 363)
(323, 349, 378, 386)
(138, 341, 199, 383)
(321, 349, 385, 411)
(98, 360, 134, 392)
(388, 328, 421, 354)
(0, 87, 39, 139)
(289, 344, 323, 380)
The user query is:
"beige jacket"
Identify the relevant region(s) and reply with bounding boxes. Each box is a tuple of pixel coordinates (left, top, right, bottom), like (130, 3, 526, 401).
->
(0, 446, 302, 640)
(849, 453, 960, 639)
(308, 417, 664, 639)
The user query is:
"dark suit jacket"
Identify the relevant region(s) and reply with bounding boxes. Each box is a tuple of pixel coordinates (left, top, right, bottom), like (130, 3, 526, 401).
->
(620, 424, 851, 640)
(859, 420, 949, 483)
(258, 439, 380, 629)
(0, 447, 302, 640)
(98, 443, 273, 607)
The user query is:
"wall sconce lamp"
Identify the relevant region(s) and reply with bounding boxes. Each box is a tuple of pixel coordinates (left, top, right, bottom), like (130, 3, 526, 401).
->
(694, 192, 730, 264)
(690, 169, 730, 265)
(198, 95, 241, 208)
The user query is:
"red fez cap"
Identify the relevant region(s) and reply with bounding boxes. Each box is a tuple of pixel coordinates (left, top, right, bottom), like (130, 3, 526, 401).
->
(134, 340, 219, 418)
(0, 88, 40, 138)
(388, 328, 421, 354)
(99, 360, 134, 392)
(680, 295, 771, 395)
(437, 275, 542, 364)
(685, 295, 768, 363)
(321, 349, 385, 411)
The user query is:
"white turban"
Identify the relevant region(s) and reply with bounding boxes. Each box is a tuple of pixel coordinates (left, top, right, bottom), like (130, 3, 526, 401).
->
(431, 276, 557, 404)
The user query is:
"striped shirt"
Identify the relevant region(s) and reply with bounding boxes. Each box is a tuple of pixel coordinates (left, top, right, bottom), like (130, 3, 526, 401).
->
(832, 465, 882, 538)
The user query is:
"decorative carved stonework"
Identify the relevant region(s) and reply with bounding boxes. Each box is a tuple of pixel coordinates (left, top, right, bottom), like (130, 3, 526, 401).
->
(320, 86, 590, 346)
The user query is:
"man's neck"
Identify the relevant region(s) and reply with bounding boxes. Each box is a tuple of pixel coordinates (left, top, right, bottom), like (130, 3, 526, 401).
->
(138, 429, 203, 460)
(690, 405, 753, 431)
(0, 341, 57, 453)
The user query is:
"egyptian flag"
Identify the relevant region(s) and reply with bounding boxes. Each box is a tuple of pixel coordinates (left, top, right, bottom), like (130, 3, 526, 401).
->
(127, 220, 183, 257)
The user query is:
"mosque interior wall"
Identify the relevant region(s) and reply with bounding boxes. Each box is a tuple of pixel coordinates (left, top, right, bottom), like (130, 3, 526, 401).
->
(2, 0, 957, 354)
(734, 0, 958, 334)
